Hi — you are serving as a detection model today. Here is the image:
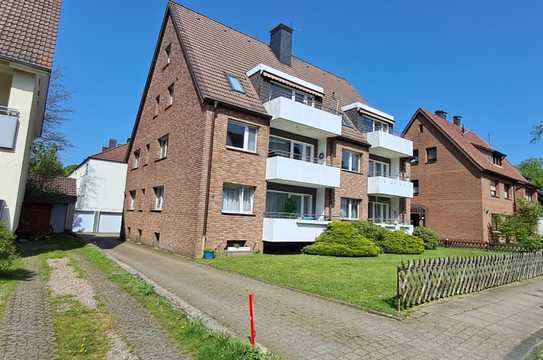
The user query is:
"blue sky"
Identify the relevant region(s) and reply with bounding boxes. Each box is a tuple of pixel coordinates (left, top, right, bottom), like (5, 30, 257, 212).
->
(55, 0, 543, 165)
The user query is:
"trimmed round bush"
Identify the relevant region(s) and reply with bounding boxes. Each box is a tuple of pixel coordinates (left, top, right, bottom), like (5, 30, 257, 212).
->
(413, 226, 439, 250)
(351, 221, 387, 245)
(380, 231, 425, 254)
(0, 225, 17, 272)
(302, 221, 380, 257)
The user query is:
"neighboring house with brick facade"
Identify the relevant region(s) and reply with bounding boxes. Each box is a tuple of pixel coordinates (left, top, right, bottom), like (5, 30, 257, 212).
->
(0, 0, 62, 232)
(69, 139, 128, 234)
(123, 2, 413, 257)
(402, 108, 539, 243)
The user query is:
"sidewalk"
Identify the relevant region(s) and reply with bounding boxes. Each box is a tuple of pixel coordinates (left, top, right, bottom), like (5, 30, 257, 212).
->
(85, 235, 543, 360)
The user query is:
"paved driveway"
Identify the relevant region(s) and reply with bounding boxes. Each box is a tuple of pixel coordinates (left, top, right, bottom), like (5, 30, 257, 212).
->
(84, 235, 543, 360)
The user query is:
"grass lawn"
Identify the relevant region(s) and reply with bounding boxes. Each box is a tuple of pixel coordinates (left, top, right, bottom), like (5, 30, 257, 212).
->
(203, 248, 492, 315)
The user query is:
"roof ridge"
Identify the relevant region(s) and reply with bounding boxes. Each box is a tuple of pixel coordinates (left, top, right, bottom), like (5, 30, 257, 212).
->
(168, 1, 352, 83)
(90, 143, 127, 158)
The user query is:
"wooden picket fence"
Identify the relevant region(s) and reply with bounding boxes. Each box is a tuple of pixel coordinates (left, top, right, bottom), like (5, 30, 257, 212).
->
(440, 239, 526, 252)
(396, 251, 543, 310)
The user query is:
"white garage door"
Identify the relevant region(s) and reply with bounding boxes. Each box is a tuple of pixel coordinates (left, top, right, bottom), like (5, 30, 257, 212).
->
(73, 211, 95, 232)
(97, 213, 122, 234)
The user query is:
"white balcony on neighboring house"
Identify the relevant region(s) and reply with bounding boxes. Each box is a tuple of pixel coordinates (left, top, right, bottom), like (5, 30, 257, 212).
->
(366, 130, 412, 158)
(0, 106, 20, 150)
(266, 155, 340, 188)
(262, 217, 328, 242)
(368, 176, 413, 198)
(264, 96, 342, 138)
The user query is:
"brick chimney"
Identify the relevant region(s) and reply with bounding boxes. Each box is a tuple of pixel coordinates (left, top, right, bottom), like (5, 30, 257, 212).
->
(102, 138, 117, 151)
(270, 23, 293, 65)
(453, 115, 462, 127)
(434, 110, 447, 120)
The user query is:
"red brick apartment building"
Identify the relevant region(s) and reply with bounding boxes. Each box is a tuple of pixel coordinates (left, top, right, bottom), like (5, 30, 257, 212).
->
(402, 109, 539, 243)
(123, 2, 414, 257)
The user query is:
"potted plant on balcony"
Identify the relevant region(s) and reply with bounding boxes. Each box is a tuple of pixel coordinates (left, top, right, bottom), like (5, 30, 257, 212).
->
(202, 247, 215, 259)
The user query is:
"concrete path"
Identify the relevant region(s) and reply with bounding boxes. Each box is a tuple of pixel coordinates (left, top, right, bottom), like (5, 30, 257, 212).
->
(0, 256, 55, 360)
(85, 235, 543, 360)
(77, 256, 189, 360)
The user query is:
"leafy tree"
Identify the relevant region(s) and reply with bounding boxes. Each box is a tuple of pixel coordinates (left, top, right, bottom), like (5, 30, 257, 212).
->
(0, 225, 18, 272)
(496, 199, 543, 250)
(531, 122, 543, 143)
(518, 158, 543, 189)
(63, 164, 78, 176)
(29, 144, 64, 178)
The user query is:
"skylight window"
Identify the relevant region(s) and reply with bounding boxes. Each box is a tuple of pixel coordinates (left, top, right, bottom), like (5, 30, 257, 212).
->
(226, 74, 244, 93)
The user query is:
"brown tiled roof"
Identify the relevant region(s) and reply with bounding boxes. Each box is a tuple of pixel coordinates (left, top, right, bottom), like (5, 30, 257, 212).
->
(0, 0, 61, 70)
(28, 175, 76, 196)
(413, 109, 528, 183)
(169, 2, 364, 116)
(90, 143, 129, 163)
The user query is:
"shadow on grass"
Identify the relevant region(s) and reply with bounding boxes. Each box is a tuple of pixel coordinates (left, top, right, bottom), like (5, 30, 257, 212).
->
(0, 268, 35, 282)
(17, 233, 86, 258)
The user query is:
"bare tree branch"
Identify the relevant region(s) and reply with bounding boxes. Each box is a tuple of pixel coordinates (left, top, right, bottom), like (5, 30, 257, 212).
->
(531, 122, 543, 143)
(34, 68, 73, 151)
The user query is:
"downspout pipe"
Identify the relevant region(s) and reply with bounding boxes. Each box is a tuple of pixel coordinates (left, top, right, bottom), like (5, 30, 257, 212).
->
(201, 100, 219, 256)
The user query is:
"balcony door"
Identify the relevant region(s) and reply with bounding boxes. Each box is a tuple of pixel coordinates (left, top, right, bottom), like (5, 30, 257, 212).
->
(269, 135, 314, 162)
(368, 196, 391, 223)
(265, 190, 312, 218)
(369, 159, 390, 177)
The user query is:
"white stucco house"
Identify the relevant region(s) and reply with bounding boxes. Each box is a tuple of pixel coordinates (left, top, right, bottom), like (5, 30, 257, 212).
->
(69, 140, 128, 234)
(0, 0, 61, 232)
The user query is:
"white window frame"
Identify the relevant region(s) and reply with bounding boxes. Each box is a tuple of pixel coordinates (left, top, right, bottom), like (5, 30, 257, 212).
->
(158, 135, 168, 159)
(164, 44, 171, 65)
(226, 120, 258, 153)
(266, 190, 313, 217)
(503, 184, 511, 199)
(340, 198, 360, 220)
(133, 150, 140, 169)
(368, 197, 391, 223)
(490, 180, 498, 197)
(341, 150, 360, 172)
(129, 191, 136, 210)
(269, 135, 314, 162)
(369, 159, 390, 177)
(153, 186, 164, 210)
(167, 83, 174, 105)
(222, 184, 255, 214)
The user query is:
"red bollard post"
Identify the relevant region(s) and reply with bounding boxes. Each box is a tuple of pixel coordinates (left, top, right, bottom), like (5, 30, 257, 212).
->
(248, 293, 256, 347)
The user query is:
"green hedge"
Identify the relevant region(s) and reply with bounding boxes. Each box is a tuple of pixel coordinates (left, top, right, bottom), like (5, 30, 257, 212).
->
(0, 225, 17, 272)
(302, 221, 380, 257)
(380, 231, 425, 254)
(351, 221, 387, 245)
(413, 227, 439, 250)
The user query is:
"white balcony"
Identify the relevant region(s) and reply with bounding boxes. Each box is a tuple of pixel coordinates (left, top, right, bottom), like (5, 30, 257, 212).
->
(266, 156, 340, 188)
(366, 130, 412, 158)
(264, 96, 342, 138)
(374, 222, 414, 235)
(263, 217, 328, 242)
(368, 176, 413, 198)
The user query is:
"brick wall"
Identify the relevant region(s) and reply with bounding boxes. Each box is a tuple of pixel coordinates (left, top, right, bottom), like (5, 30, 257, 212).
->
(404, 113, 485, 242)
(123, 16, 208, 257)
(328, 139, 369, 220)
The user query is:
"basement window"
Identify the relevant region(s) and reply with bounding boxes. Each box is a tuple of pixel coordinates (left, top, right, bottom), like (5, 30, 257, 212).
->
(226, 74, 245, 93)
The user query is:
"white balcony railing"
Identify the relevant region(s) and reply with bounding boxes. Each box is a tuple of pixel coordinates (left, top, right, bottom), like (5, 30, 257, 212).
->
(366, 130, 412, 158)
(372, 221, 414, 235)
(0, 106, 19, 149)
(264, 96, 342, 138)
(266, 156, 340, 188)
(368, 176, 413, 198)
(262, 217, 328, 242)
